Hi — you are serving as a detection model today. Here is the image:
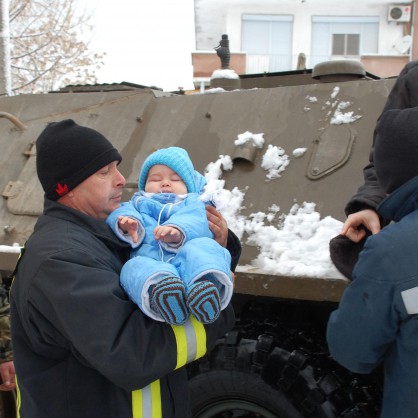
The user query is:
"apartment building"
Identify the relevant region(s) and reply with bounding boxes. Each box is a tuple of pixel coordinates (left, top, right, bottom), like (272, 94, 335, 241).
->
(192, 0, 415, 86)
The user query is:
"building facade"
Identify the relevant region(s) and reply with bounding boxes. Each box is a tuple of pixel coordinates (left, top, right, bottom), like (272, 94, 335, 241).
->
(192, 0, 415, 86)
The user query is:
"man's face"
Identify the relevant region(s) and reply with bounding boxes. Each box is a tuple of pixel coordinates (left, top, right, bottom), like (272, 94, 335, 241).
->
(60, 161, 126, 220)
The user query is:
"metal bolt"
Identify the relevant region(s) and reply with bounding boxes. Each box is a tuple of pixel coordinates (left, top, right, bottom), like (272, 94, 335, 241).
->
(3, 225, 14, 234)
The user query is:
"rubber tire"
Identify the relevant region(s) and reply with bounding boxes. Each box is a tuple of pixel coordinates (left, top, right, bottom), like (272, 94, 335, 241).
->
(189, 299, 382, 418)
(189, 330, 382, 418)
(190, 369, 303, 418)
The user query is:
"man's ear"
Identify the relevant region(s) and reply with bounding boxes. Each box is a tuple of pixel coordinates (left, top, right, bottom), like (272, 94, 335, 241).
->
(58, 190, 75, 204)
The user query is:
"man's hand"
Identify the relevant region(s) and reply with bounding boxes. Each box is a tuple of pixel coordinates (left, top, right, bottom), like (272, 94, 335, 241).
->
(206, 205, 228, 247)
(0, 361, 15, 391)
(342, 209, 381, 243)
(118, 216, 139, 243)
(154, 226, 182, 243)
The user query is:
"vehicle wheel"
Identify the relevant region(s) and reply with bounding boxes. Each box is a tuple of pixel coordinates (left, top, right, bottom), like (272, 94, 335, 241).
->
(188, 304, 382, 418)
(190, 369, 303, 418)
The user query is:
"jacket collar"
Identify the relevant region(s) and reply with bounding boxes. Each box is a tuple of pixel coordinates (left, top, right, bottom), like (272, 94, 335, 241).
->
(43, 198, 131, 250)
(377, 175, 418, 222)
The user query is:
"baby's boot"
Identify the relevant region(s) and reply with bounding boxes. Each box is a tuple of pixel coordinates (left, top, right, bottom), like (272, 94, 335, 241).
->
(187, 280, 221, 324)
(151, 277, 188, 325)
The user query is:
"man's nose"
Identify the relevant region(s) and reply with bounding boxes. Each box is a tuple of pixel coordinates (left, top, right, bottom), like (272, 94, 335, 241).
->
(115, 169, 126, 187)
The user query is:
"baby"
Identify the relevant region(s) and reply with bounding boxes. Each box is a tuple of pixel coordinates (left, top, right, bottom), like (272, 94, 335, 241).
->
(107, 147, 234, 325)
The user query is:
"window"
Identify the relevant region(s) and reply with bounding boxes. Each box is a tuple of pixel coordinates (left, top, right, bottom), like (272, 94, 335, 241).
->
(242, 14, 293, 73)
(332, 34, 360, 56)
(311, 16, 378, 67)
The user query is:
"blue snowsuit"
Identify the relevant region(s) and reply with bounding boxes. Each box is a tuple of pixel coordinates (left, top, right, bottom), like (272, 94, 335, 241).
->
(107, 187, 233, 322)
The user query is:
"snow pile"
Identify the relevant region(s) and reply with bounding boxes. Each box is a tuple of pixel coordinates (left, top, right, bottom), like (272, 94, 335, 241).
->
(211, 69, 239, 80)
(0, 244, 21, 253)
(234, 131, 265, 148)
(201, 130, 345, 280)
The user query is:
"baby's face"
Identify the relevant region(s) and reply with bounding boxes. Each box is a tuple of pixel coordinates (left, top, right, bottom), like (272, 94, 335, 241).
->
(145, 164, 187, 194)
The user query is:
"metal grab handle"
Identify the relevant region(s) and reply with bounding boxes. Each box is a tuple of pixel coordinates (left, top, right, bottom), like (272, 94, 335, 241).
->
(0, 112, 27, 131)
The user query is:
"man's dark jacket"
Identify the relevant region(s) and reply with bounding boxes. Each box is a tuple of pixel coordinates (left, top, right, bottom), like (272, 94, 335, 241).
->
(10, 199, 239, 418)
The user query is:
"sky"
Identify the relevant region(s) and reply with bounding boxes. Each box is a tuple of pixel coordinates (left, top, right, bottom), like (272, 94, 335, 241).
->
(81, 0, 196, 91)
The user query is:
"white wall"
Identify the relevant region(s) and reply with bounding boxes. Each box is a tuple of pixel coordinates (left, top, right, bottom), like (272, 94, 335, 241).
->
(196, 0, 410, 63)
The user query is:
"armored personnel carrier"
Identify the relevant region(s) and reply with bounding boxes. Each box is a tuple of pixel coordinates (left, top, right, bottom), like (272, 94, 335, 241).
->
(0, 60, 395, 417)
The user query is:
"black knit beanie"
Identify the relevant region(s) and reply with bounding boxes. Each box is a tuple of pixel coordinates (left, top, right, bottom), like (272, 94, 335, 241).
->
(36, 119, 122, 200)
(374, 107, 418, 194)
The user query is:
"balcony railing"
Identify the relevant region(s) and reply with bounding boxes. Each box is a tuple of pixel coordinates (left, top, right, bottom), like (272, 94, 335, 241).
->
(245, 54, 361, 73)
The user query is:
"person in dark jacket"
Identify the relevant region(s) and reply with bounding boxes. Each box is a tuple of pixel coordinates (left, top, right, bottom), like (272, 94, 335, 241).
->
(330, 59, 418, 278)
(10, 119, 240, 418)
(327, 107, 418, 418)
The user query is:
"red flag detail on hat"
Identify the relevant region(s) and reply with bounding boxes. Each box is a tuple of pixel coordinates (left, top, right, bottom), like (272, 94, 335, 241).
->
(56, 183, 69, 196)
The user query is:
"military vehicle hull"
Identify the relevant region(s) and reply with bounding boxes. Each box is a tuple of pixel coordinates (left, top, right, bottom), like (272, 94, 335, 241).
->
(0, 70, 395, 417)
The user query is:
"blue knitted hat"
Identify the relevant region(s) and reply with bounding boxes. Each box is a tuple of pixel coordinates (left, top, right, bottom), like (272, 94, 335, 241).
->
(139, 147, 197, 192)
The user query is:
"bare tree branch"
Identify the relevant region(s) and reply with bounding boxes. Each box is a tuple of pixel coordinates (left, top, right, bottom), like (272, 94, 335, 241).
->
(9, 0, 104, 93)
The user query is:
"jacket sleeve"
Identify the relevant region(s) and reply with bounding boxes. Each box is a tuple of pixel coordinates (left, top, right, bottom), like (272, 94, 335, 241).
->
(106, 201, 145, 248)
(170, 304, 235, 370)
(27, 249, 234, 391)
(326, 248, 398, 373)
(345, 61, 418, 217)
(226, 229, 242, 272)
(344, 161, 387, 215)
